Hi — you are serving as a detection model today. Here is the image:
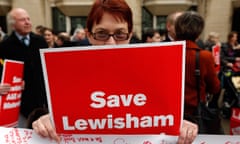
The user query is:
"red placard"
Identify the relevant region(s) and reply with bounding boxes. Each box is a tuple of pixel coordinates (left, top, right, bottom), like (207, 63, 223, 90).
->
(212, 44, 221, 73)
(0, 59, 24, 127)
(230, 108, 240, 135)
(40, 41, 186, 135)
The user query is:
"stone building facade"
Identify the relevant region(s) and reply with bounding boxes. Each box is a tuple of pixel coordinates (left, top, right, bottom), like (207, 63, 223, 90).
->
(0, 0, 240, 42)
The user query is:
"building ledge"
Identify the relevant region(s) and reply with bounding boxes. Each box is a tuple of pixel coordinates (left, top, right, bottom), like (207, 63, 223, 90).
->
(233, 0, 240, 8)
(0, 0, 11, 15)
(55, 0, 93, 16)
(143, 0, 197, 15)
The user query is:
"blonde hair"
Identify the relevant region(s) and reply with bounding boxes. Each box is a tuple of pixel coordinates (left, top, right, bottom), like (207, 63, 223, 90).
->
(208, 32, 219, 40)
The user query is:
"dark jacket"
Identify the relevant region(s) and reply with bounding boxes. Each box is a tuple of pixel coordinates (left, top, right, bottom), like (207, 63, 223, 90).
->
(162, 35, 172, 42)
(221, 42, 240, 67)
(0, 32, 49, 118)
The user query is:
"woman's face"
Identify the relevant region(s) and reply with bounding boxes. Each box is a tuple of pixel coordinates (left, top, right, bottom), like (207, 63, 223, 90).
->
(152, 32, 161, 42)
(87, 12, 132, 45)
(232, 33, 238, 42)
(44, 30, 54, 43)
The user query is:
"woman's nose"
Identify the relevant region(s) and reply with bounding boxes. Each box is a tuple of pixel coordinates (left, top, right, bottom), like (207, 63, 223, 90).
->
(104, 35, 117, 45)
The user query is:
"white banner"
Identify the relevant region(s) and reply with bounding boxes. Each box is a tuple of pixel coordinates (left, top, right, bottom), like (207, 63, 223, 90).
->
(0, 127, 239, 144)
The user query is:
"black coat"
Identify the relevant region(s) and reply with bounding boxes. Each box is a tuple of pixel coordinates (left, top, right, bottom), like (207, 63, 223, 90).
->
(0, 32, 49, 118)
(162, 35, 172, 42)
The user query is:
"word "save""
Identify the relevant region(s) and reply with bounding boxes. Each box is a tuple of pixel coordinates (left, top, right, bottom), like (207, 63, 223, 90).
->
(90, 91, 147, 108)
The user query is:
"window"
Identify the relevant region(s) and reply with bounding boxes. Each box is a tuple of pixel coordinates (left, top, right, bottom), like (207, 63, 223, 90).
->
(142, 7, 153, 32)
(70, 16, 87, 35)
(156, 16, 166, 31)
(52, 7, 66, 33)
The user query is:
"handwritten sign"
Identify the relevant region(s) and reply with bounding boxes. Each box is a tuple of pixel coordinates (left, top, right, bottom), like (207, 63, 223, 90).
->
(0, 127, 240, 144)
(40, 42, 186, 135)
(212, 44, 220, 73)
(0, 59, 24, 127)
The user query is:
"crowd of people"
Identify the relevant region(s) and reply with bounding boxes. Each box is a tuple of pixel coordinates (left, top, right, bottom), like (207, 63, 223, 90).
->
(0, 0, 239, 143)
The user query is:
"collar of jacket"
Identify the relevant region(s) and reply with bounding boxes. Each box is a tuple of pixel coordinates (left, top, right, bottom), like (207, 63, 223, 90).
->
(186, 40, 201, 50)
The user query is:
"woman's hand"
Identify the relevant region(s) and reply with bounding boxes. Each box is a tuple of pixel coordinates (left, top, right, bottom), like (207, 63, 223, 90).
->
(177, 120, 198, 144)
(0, 83, 11, 95)
(32, 114, 60, 143)
(32, 115, 198, 144)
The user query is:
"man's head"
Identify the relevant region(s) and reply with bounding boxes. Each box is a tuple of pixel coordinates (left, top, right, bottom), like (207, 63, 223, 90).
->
(207, 32, 220, 44)
(166, 11, 183, 40)
(175, 11, 204, 42)
(7, 8, 32, 36)
(73, 27, 86, 41)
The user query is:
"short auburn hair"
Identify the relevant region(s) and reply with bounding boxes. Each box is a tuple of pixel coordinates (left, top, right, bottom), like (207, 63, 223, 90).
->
(175, 11, 204, 41)
(86, 0, 133, 33)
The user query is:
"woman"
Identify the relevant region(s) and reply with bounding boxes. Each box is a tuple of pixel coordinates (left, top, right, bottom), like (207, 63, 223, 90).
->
(175, 11, 222, 134)
(32, 0, 198, 143)
(43, 27, 58, 48)
(221, 31, 240, 118)
(221, 31, 240, 69)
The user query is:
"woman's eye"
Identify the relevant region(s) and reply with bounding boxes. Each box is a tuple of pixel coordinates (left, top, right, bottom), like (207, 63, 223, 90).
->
(96, 31, 108, 34)
(115, 31, 125, 34)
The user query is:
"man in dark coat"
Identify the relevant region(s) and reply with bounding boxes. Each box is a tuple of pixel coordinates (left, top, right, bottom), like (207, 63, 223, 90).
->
(162, 11, 182, 42)
(0, 8, 48, 127)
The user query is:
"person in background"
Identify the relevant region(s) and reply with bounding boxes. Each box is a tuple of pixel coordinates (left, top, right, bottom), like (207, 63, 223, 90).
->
(70, 26, 86, 42)
(175, 11, 222, 134)
(0, 8, 48, 128)
(162, 11, 183, 42)
(55, 32, 73, 47)
(70, 26, 90, 46)
(31, 0, 198, 143)
(43, 27, 58, 48)
(130, 32, 142, 43)
(220, 31, 240, 118)
(204, 32, 221, 51)
(221, 31, 240, 69)
(142, 28, 162, 43)
(204, 32, 222, 74)
(35, 25, 45, 36)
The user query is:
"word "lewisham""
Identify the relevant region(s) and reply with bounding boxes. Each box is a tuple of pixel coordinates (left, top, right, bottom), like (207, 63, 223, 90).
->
(62, 113, 174, 130)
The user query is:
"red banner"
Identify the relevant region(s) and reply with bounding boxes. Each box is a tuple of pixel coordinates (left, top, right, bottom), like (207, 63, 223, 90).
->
(230, 108, 240, 135)
(212, 44, 220, 73)
(40, 41, 186, 135)
(0, 59, 24, 127)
